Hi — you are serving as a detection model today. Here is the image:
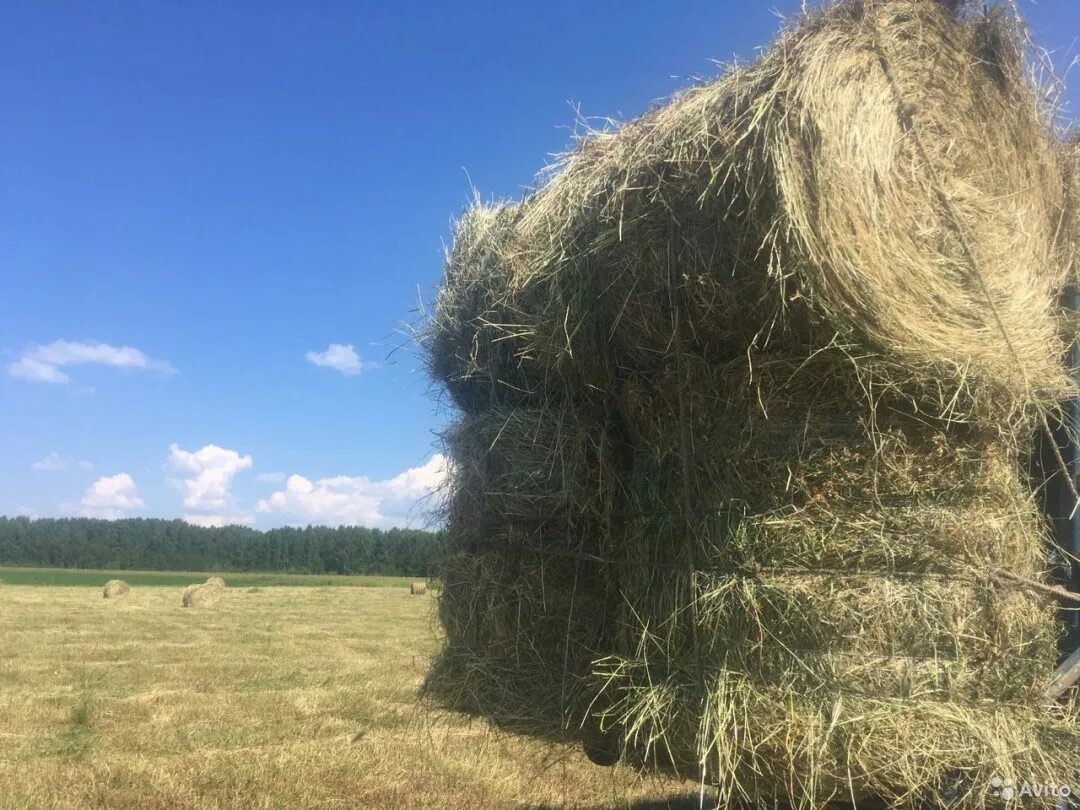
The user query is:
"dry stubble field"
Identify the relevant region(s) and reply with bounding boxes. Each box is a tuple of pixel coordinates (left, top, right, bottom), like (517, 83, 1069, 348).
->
(0, 583, 697, 809)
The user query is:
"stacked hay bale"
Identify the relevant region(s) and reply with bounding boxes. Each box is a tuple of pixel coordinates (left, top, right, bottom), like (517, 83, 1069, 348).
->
(182, 577, 225, 608)
(102, 579, 129, 599)
(422, 0, 1080, 806)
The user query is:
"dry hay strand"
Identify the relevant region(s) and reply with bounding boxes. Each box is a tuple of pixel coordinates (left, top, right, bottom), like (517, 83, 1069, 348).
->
(420, 0, 1080, 807)
(102, 579, 130, 599)
(410, 581, 428, 596)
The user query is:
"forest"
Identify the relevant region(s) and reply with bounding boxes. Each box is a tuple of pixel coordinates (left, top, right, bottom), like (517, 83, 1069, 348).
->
(0, 516, 441, 577)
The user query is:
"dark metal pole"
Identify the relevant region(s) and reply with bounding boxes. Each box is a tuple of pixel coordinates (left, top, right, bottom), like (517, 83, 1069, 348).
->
(1061, 284, 1080, 654)
(1041, 283, 1080, 662)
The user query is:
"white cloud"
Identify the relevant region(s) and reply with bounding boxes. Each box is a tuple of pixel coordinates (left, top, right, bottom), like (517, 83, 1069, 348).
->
(167, 444, 253, 517)
(256, 454, 447, 529)
(10, 358, 69, 383)
(182, 513, 255, 528)
(8, 340, 175, 384)
(78, 473, 145, 519)
(32, 452, 92, 472)
(256, 472, 286, 484)
(304, 343, 376, 376)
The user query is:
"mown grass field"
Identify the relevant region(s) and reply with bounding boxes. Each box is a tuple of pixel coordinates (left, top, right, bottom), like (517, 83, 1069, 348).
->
(0, 579, 697, 809)
(0, 566, 410, 588)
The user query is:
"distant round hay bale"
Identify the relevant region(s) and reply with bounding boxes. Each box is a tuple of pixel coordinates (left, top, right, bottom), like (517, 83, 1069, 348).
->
(246, 586, 261, 593)
(102, 579, 130, 599)
(205, 576, 226, 589)
(182, 583, 222, 608)
(410, 582, 427, 596)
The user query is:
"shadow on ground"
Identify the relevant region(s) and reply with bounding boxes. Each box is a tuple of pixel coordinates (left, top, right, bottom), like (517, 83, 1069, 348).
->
(529, 800, 880, 810)
(528, 799, 714, 810)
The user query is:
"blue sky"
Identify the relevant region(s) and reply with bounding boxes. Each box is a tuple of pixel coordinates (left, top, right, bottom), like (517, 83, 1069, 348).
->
(2, 1, 1077, 529)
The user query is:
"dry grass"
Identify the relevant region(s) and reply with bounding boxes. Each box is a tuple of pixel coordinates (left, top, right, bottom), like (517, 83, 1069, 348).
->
(0, 584, 698, 809)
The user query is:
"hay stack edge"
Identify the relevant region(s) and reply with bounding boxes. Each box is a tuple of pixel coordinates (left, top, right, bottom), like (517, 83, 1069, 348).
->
(420, 0, 1080, 806)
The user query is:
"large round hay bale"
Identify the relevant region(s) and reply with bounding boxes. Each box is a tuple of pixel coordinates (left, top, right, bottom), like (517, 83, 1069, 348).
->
(102, 579, 129, 599)
(410, 581, 427, 596)
(204, 576, 226, 589)
(181, 583, 222, 608)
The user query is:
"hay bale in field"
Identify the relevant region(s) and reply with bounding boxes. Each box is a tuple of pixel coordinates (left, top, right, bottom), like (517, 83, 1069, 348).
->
(421, 1, 1080, 807)
(102, 579, 129, 599)
(181, 583, 221, 608)
(410, 581, 427, 596)
(182, 577, 225, 608)
(246, 586, 261, 593)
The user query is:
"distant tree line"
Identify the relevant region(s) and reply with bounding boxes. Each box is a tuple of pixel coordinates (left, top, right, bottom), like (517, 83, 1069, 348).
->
(0, 516, 442, 577)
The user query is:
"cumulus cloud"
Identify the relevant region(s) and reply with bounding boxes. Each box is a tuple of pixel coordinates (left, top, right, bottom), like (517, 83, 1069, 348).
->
(78, 473, 145, 519)
(8, 340, 175, 384)
(256, 454, 446, 529)
(182, 513, 255, 529)
(167, 443, 253, 517)
(32, 452, 92, 472)
(304, 343, 376, 376)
